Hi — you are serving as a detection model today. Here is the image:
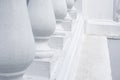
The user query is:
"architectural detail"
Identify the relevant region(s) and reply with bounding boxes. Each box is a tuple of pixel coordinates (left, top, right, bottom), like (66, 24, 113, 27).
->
(50, 0, 70, 50)
(52, 0, 67, 32)
(24, 0, 82, 80)
(0, 0, 35, 80)
(66, 0, 75, 9)
(68, 6, 78, 20)
(74, 0, 82, 12)
(26, 0, 60, 80)
(66, 0, 77, 20)
(52, 0, 67, 20)
(0, 0, 120, 80)
(28, 0, 56, 58)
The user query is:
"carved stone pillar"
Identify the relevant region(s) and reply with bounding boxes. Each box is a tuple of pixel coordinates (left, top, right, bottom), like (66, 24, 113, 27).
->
(50, 0, 71, 51)
(66, 0, 78, 20)
(0, 0, 35, 80)
(52, 0, 67, 31)
(28, 0, 56, 58)
(74, 0, 82, 13)
(27, 0, 57, 79)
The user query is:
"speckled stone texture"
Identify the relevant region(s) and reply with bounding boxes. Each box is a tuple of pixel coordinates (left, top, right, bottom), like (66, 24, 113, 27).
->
(75, 35, 112, 80)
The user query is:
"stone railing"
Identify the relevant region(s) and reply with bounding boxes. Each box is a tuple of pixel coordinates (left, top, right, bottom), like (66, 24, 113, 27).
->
(0, 0, 84, 80)
(1, 0, 119, 80)
(24, 0, 84, 80)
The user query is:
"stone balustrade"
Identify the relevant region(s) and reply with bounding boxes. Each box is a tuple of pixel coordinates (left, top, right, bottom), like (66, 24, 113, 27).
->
(0, 0, 119, 80)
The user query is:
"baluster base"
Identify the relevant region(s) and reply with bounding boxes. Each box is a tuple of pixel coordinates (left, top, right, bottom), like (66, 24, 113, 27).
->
(0, 73, 24, 80)
(24, 50, 60, 80)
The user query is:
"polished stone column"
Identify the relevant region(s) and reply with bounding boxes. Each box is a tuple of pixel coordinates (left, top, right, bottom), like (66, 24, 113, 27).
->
(74, 0, 82, 12)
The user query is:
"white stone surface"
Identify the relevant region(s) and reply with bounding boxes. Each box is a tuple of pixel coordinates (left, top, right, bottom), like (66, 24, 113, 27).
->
(82, 0, 113, 20)
(86, 20, 120, 37)
(75, 35, 112, 80)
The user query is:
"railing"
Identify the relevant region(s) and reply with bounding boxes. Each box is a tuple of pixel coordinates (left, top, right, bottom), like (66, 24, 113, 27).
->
(1, 0, 119, 80)
(24, 0, 84, 80)
(0, 0, 84, 80)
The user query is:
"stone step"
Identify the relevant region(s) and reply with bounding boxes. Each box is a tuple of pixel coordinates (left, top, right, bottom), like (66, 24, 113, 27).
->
(75, 35, 112, 80)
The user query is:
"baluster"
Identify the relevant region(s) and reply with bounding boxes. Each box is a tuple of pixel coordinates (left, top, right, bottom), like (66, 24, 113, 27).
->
(74, 0, 82, 13)
(67, 0, 78, 20)
(49, 0, 70, 51)
(28, 0, 56, 59)
(51, 0, 73, 33)
(49, 0, 76, 79)
(51, 0, 67, 32)
(66, 0, 75, 9)
(26, 0, 57, 80)
(0, 0, 35, 80)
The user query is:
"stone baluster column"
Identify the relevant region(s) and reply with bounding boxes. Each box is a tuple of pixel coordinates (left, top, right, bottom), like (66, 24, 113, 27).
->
(27, 1, 57, 79)
(28, 0, 56, 59)
(66, 0, 74, 9)
(0, 0, 35, 80)
(27, 0, 71, 79)
(48, 1, 74, 79)
(51, 0, 67, 32)
(66, 0, 78, 19)
(49, 0, 70, 50)
(74, 0, 82, 13)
